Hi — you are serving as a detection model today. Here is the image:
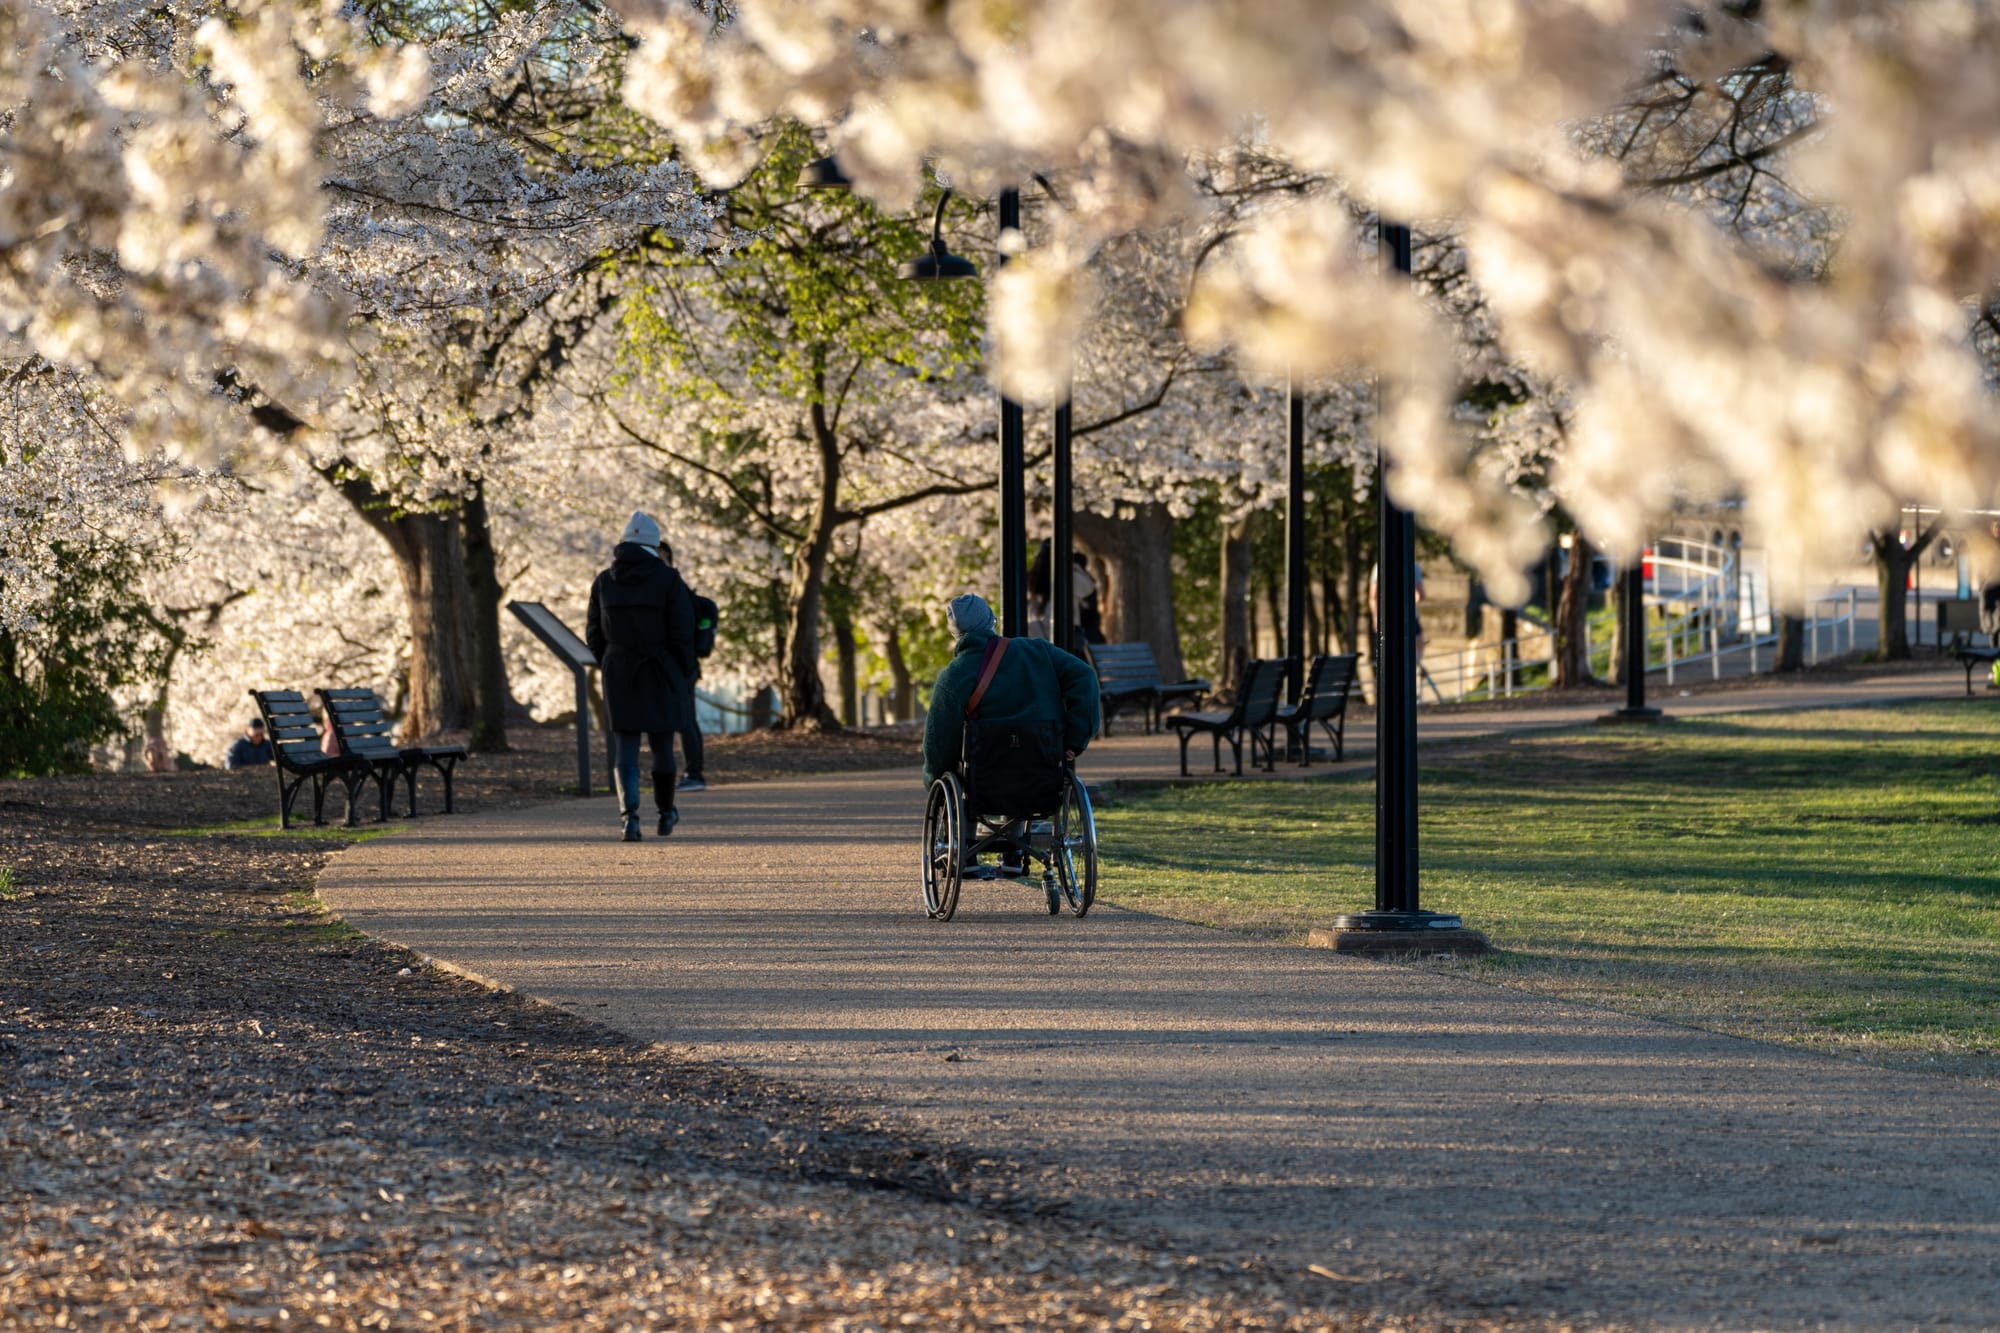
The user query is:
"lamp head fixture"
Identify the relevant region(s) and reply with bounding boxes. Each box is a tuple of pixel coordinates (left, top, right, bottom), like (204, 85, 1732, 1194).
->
(797, 155, 853, 190)
(899, 189, 979, 281)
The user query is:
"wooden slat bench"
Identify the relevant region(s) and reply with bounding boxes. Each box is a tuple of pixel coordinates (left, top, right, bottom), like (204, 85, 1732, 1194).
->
(249, 689, 364, 829)
(1276, 653, 1359, 765)
(1166, 657, 1286, 776)
(318, 687, 466, 818)
(1085, 642, 1210, 735)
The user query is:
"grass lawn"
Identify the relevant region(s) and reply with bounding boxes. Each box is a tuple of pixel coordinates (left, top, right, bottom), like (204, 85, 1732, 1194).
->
(1094, 701, 2000, 1082)
(165, 815, 406, 840)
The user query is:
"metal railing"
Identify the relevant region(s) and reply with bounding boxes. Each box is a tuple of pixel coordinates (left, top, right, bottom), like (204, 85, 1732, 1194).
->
(1354, 539, 1864, 703)
(694, 686, 775, 735)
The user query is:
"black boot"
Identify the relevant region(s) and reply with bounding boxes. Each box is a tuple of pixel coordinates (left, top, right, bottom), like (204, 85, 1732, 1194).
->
(653, 771, 678, 836)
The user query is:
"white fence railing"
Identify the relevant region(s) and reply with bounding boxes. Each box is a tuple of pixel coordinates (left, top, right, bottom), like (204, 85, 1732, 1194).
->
(1353, 539, 1864, 704)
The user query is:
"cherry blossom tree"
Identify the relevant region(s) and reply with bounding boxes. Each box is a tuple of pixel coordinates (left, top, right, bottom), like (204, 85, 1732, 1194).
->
(620, 0, 2000, 609)
(598, 129, 993, 728)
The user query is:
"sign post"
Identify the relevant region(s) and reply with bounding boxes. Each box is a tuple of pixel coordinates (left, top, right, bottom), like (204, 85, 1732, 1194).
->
(507, 601, 603, 797)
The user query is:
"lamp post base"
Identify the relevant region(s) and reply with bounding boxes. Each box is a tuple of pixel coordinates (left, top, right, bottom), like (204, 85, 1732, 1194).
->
(1310, 911, 1489, 955)
(1598, 706, 1665, 724)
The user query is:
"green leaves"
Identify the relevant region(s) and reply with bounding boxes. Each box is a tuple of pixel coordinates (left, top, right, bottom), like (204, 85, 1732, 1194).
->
(0, 539, 171, 776)
(617, 124, 984, 408)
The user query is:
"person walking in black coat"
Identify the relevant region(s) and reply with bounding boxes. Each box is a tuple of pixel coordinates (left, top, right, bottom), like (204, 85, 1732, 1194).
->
(586, 511, 697, 841)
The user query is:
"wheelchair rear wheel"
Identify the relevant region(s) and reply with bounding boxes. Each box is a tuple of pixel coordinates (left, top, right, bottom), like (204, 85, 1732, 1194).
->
(922, 775, 964, 921)
(1053, 772, 1098, 917)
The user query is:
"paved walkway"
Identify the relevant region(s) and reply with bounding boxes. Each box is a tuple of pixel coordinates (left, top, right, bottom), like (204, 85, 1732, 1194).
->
(318, 666, 2000, 1328)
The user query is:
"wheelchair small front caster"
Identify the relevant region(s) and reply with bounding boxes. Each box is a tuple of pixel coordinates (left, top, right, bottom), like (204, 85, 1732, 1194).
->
(1044, 874, 1061, 915)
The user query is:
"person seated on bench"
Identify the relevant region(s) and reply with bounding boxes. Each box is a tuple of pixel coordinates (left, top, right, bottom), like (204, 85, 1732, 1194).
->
(224, 718, 272, 769)
(922, 594, 1101, 868)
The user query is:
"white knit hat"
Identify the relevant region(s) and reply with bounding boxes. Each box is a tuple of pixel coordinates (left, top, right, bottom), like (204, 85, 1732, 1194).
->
(619, 511, 662, 549)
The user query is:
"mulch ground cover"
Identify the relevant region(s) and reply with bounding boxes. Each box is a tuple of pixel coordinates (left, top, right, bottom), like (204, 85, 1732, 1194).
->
(1, 726, 1367, 1331)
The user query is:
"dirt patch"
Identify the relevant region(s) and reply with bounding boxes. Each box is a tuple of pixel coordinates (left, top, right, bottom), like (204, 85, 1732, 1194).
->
(0, 737, 1378, 1332)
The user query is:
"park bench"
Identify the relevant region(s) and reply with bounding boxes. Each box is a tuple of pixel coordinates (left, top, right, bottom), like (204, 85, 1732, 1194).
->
(1939, 598, 2000, 695)
(1938, 597, 1982, 652)
(1954, 645, 2000, 696)
(317, 687, 467, 818)
(1085, 641, 1211, 735)
(1275, 653, 1359, 765)
(1167, 657, 1286, 776)
(249, 689, 365, 829)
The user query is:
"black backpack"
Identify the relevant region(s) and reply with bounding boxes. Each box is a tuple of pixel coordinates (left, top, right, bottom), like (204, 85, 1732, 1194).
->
(962, 638, 1065, 818)
(691, 593, 719, 659)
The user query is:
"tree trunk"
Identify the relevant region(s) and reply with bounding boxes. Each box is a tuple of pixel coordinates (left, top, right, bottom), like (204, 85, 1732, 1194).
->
(830, 599, 859, 728)
(768, 577, 788, 687)
(778, 399, 843, 731)
(1775, 614, 1806, 672)
(321, 465, 479, 741)
(1218, 513, 1253, 699)
(1262, 571, 1284, 664)
(460, 481, 511, 753)
(1871, 524, 1937, 661)
(883, 621, 921, 724)
(1553, 533, 1596, 688)
(389, 511, 479, 740)
(136, 593, 244, 769)
(1608, 571, 1627, 686)
(1073, 503, 1186, 680)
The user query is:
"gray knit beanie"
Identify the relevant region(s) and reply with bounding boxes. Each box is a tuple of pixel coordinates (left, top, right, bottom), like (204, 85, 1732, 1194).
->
(619, 511, 662, 549)
(946, 593, 996, 638)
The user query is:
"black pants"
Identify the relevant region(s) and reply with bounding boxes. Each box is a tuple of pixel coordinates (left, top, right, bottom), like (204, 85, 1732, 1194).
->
(679, 697, 704, 779)
(613, 731, 676, 816)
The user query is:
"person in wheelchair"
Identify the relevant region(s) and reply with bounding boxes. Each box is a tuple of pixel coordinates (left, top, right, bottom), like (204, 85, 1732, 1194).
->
(922, 594, 1101, 879)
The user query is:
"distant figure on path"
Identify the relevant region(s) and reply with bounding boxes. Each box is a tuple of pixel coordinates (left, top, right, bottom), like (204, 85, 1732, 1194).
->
(1978, 520, 2000, 641)
(225, 719, 272, 769)
(1073, 551, 1104, 644)
(1026, 539, 1104, 645)
(660, 541, 710, 793)
(587, 512, 697, 842)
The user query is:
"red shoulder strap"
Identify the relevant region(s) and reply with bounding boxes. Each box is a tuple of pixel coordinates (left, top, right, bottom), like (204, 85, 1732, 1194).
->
(965, 637, 1010, 719)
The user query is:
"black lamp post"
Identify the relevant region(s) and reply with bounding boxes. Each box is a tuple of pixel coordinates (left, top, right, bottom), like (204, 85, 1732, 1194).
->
(807, 158, 1043, 642)
(1601, 561, 1662, 722)
(1052, 399, 1075, 653)
(1285, 375, 1308, 706)
(1315, 221, 1485, 954)
(896, 185, 1029, 636)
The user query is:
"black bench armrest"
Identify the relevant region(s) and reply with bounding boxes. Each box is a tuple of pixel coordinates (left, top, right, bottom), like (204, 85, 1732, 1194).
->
(1957, 647, 1999, 696)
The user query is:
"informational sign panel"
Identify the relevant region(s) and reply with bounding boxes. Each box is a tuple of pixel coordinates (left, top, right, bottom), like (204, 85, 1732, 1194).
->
(510, 601, 596, 669)
(508, 601, 605, 796)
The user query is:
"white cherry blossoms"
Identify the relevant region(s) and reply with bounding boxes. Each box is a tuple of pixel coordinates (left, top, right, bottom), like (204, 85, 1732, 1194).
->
(0, 0, 429, 458)
(615, 0, 2000, 602)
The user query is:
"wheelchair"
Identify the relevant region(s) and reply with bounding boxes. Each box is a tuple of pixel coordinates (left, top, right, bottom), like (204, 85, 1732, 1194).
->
(921, 758, 1098, 922)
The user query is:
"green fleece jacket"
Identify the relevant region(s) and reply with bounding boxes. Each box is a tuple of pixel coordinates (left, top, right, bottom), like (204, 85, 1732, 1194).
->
(922, 633, 1101, 788)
